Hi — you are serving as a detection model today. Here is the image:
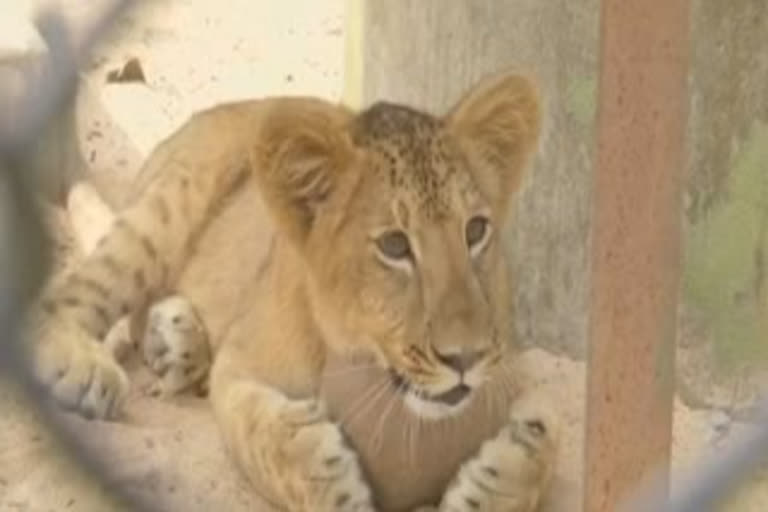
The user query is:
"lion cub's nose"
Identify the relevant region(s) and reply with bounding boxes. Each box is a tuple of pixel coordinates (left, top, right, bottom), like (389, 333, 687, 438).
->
(435, 349, 486, 373)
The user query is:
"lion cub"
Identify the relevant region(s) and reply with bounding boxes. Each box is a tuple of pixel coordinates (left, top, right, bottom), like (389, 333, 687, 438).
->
(29, 71, 557, 511)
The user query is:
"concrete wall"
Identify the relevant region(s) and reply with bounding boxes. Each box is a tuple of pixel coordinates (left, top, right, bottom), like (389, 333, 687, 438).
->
(683, 0, 768, 371)
(351, 0, 768, 369)
(350, 0, 600, 356)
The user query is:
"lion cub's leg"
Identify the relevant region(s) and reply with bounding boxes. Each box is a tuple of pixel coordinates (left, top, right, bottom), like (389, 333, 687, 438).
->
(28, 183, 126, 419)
(68, 183, 211, 397)
(210, 341, 375, 512)
(213, 381, 374, 511)
(67, 181, 116, 255)
(438, 394, 559, 512)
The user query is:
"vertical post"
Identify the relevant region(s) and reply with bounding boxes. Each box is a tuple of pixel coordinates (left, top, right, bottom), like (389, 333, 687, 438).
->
(584, 0, 690, 511)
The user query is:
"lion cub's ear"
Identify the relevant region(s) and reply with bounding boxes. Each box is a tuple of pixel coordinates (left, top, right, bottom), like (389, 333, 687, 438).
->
(445, 72, 541, 218)
(256, 99, 355, 245)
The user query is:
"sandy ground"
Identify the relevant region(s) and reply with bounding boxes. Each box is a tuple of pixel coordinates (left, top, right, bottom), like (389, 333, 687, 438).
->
(2, 346, 766, 512)
(1, 1, 768, 511)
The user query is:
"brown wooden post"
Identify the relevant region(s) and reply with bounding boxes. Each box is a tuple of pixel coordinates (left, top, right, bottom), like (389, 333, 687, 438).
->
(583, 0, 690, 511)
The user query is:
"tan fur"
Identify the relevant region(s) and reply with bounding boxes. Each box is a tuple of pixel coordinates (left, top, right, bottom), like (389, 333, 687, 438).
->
(28, 72, 557, 511)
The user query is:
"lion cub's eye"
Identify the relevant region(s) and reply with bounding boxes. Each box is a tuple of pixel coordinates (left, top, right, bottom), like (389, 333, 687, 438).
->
(465, 216, 491, 250)
(375, 230, 412, 261)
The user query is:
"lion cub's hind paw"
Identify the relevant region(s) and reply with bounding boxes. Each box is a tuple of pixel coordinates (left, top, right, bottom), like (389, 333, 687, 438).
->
(142, 295, 210, 397)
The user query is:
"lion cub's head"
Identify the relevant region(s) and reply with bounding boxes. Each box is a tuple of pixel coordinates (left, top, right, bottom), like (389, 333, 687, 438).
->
(257, 72, 540, 419)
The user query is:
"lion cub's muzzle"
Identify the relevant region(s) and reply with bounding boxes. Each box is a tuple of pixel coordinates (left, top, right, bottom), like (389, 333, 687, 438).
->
(389, 369, 473, 406)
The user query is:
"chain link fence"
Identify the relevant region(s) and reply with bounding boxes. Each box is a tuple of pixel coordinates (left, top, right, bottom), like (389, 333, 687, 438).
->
(0, 2, 154, 510)
(0, 2, 766, 511)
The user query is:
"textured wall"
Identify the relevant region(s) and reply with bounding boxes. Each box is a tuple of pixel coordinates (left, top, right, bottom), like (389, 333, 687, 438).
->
(355, 0, 600, 357)
(683, 0, 768, 371)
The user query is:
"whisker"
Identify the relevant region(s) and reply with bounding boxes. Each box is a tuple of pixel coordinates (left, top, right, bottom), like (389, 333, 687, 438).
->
(497, 359, 519, 391)
(482, 382, 493, 425)
(502, 368, 520, 395)
(338, 376, 390, 426)
(370, 383, 401, 454)
(436, 410, 447, 443)
(408, 396, 423, 467)
(347, 376, 392, 428)
(491, 370, 520, 419)
(483, 368, 505, 421)
(406, 412, 413, 467)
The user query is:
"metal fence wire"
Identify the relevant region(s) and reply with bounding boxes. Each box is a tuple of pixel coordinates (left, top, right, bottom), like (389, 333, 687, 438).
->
(0, 3, 767, 512)
(1, 2, 153, 511)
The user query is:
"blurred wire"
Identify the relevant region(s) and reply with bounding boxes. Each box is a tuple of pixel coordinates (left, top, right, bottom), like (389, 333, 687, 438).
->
(0, 1, 150, 511)
(0, 2, 135, 153)
(621, 397, 768, 512)
(0, 0, 136, 382)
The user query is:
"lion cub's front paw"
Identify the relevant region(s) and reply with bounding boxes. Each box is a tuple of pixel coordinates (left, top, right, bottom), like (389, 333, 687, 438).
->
(279, 399, 374, 511)
(440, 394, 559, 512)
(254, 397, 374, 512)
(33, 321, 129, 420)
(142, 295, 210, 396)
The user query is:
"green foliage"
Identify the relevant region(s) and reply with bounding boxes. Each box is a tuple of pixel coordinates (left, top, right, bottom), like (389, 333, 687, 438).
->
(684, 121, 768, 370)
(565, 76, 597, 126)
